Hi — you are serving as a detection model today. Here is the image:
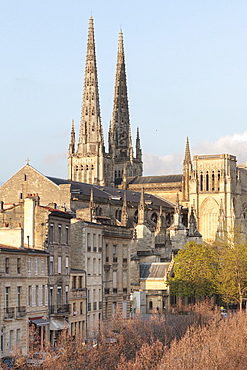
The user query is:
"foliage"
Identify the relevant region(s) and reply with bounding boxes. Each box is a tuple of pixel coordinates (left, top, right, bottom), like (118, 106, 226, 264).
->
(216, 241, 247, 310)
(168, 242, 218, 298)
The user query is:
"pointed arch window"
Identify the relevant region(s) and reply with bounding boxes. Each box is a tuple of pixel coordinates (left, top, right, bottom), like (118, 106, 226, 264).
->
(206, 171, 209, 191)
(218, 171, 221, 191)
(200, 172, 203, 191)
(212, 171, 215, 191)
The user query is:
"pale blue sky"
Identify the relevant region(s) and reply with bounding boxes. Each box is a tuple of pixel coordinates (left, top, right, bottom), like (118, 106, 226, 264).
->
(1, 0, 247, 183)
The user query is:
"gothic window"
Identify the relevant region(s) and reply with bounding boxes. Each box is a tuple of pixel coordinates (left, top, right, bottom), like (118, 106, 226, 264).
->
(218, 171, 221, 191)
(118, 170, 121, 178)
(86, 93, 89, 100)
(200, 172, 203, 191)
(92, 107, 95, 116)
(92, 93, 94, 100)
(85, 108, 88, 116)
(212, 171, 215, 191)
(206, 171, 209, 191)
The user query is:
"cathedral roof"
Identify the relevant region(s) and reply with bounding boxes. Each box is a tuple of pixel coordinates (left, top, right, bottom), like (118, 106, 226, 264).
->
(47, 176, 174, 209)
(128, 174, 182, 185)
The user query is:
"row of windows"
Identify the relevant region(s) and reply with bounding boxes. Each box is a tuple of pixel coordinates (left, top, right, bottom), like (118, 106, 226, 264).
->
(5, 257, 22, 274)
(199, 170, 221, 192)
(49, 256, 69, 275)
(87, 257, 102, 275)
(49, 285, 69, 306)
(72, 275, 85, 290)
(49, 224, 69, 245)
(27, 285, 48, 307)
(72, 301, 85, 316)
(75, 164, 94, 171)
(5, 329, 20, 351)
(27, 257, 45, 276)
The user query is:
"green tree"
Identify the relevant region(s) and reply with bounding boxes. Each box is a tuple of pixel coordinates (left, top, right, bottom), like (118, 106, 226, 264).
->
(169, 242, 218, 299)
(216, 242, 247, 312)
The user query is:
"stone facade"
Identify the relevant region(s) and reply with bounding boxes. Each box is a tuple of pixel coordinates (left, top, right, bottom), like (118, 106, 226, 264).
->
(70, 269, 87, 340)
(0, 245, 49, 357)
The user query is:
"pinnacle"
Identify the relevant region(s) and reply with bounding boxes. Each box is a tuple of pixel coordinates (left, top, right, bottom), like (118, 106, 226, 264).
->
(184, 136, 191, 163)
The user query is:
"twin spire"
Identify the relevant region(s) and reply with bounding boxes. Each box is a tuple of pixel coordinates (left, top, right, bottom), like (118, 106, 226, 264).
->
(68, 17, 143, 186)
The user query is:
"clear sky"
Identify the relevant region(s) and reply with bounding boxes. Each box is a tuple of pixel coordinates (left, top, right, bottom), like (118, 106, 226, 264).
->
(1, 0, 247, 183)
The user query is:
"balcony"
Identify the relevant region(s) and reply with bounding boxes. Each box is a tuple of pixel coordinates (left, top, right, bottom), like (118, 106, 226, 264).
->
(4, 307, 15, 319)
(49, 304, 70, 315)
(16, 306, 26, 318)
(71, 288, 87, 298)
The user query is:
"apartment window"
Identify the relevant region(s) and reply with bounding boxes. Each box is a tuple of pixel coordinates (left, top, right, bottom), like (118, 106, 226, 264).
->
(49, 256, 54, 275)
(9, 330, 13, 351)
(5, 287, 9, 309)
(27, 258, 31, 275)
(58, 225, 62, 244)
(34, 258, 38, 275)
(41, 259, 45, 275)
(72, 276, 77, 289)
(79, 276, 83, 289)
(65, 286, 69, 304)
(49, 224, 54, 243)
(28, 286, 31, 306)
(17, 258, 21, 274)
(5, 258, 9, 274)
(65, 257, 69, 275)
(17, 287, 21, 309)
(32, 286, 36, 307)
(16, 329, 20, 345)
(113, 245, 117, 255)
(42, 286, 46, 306)
(57, 287, 62, 307)
(36, 286, 39, 307)
(66, 226, 69, 245)
(80, 302, 83, 315)
(58, 256, 62, 274)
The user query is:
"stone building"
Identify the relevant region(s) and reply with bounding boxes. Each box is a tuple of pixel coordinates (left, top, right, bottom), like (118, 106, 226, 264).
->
(0, 244, 49, 357)
(70, 268, 87, 340)
(68, 17, 142, 187)
(0, 196, 72, 347)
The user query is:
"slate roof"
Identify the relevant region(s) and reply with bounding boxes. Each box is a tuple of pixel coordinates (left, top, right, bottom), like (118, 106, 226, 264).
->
(128, 174, 183, 185)
(140, 262, 171, 279)
(46, 177, 175, 209)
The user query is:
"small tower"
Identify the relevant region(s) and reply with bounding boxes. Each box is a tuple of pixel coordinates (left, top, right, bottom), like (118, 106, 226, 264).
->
(108, 30, 143, 185)
(182, 137, 192, 202)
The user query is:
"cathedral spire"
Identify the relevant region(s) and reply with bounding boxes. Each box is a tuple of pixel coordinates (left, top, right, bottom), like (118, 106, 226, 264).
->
(109, 30, 132, 161)
(135, 127, 142, 161)
(184, 136, 192, 164)
(78, 16, 103, 151)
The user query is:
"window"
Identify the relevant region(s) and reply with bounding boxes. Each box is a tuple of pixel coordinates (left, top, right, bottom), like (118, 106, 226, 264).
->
(17, 287, 21, 309)
(34, 258, 38, 275)
(5, 258, 9, 274)
(65, 257, 69, 275)
(5, 287, 9, 309)
(41, 259, 45, 275)
(57, 287, 62, 307)
(17, 258, 21, 274)
(113, 245, 117, 255)
(9, 330, 13, 351)
(49, 224, 54, 243)
(28, 286, 31, 306)
(80, 302, 83, 315)
(149, 301, 153, 310)
(58, 225, 62, 244)
(58, 256, 62, 274)
(72, 276, 77, 289)
(16, 329, 20, 344)
(27, 258, 31, 275)
(65, 286, 69, 304)
(49, 256, 53, 275)
(66, 226, 69, 244)
(79, 276, 83, 289)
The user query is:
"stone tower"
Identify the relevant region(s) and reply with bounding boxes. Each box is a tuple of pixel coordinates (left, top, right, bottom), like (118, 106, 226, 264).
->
(68, 17, 107, 185)
(108, 30, 143, 183)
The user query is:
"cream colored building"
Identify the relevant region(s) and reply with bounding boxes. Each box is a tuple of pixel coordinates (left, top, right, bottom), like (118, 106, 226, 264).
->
(70, 268, 87, 340)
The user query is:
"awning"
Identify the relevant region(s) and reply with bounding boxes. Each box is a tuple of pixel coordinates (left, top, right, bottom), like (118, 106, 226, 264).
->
(50, 319, 70, 331)
(30, 318, 49, 327)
